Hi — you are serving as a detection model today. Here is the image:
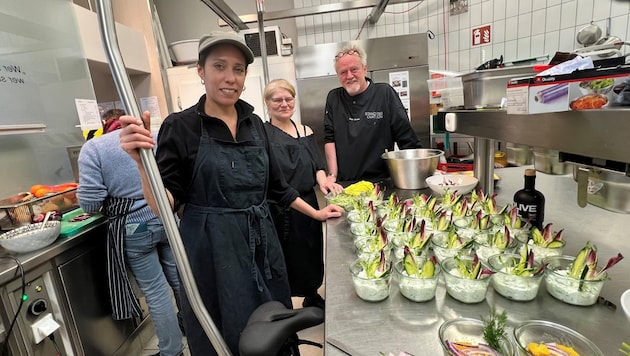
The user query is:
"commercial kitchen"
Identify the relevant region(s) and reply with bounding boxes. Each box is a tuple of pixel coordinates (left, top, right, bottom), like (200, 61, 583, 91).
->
(1, 0, 630, 355)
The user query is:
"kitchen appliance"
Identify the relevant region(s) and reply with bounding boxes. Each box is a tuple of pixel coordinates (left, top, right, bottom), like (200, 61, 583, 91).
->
(294, 34, 431, 156)
(533, 148, 570, 175)
(572, 164, 630, 213)
(461, 65, 537, 109)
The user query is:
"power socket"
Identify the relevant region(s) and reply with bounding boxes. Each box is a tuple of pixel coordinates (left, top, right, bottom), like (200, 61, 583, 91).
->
(445, 113, 457, 132)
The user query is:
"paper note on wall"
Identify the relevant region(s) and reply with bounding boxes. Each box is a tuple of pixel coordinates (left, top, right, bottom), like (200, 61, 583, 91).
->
(75, 99, 102, 130)
(389, 71, 411, 119)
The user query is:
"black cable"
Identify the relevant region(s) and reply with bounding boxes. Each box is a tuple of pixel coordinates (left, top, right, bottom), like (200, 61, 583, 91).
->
(0, 255, 27, 356)
(49, 334, 62, 356)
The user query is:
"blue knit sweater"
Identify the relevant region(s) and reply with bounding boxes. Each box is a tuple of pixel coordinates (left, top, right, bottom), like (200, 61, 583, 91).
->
(77, 130, 156, 224)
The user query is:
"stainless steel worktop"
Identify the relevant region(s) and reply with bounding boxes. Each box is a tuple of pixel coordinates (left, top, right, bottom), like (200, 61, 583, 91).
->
(0, 222, 104, 286)
(324, 167, 630, 355)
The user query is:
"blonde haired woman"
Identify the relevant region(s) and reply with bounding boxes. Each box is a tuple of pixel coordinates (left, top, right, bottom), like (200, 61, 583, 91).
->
(263, 79, 343, 309)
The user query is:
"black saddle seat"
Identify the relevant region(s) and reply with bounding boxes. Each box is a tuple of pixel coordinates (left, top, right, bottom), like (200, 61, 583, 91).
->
(239, 301, 324, 356)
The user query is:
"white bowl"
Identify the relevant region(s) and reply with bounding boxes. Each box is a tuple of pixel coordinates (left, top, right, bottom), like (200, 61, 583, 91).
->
(168, 39, 199, 64)
(425, 174, 478, 196)
(621, 289, 630, 323)
(0, 221, 61, 253)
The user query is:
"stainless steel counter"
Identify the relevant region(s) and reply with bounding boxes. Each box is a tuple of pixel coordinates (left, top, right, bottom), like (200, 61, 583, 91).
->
(324, 167, 630, 355)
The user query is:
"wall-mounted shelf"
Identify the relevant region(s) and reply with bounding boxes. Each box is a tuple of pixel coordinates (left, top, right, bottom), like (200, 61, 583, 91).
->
(442, 109, 630, 163)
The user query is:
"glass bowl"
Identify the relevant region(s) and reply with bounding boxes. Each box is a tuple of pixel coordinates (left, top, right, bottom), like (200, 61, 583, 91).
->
(473, 235, 519, 263)
(543, 255, 606, 306)
(487, 253, 544, 302)
(349, 258, 392, 302)
(438, 317, 514, 356)
(0, 221, 61, 253)
(394, 259, 440, 302)
(513, 320, 603, 356)
(441, 256, 491, 304)
(430, 231, 473, 264)
(517, 238, 565, 264)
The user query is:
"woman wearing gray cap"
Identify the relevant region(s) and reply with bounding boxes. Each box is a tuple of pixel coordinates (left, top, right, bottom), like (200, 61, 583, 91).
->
(118, 31, 342, 355)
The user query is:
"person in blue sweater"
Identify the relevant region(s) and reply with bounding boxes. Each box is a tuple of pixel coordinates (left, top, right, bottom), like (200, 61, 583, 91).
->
(77, 109, 184, 356)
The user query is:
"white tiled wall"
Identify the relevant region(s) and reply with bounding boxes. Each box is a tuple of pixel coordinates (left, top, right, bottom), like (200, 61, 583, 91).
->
(294, 0, 630, 73)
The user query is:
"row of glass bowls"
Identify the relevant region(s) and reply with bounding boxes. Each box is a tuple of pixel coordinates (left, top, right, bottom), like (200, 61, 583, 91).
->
(439, 317, 604, 356)
(350, 252, 607, 306)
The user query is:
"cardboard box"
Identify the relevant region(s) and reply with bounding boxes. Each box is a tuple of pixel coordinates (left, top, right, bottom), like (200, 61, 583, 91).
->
(507, 66, 630, 114)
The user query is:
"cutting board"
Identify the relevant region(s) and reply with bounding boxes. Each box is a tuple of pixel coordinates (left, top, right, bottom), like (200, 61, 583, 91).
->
(60, 208, 106, 238)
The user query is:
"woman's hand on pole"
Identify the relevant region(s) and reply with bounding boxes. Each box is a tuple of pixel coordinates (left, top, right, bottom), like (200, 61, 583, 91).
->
(119, 111, 154, 163)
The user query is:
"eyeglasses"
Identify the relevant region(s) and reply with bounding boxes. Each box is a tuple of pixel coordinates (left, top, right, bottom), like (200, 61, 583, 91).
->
(334, 49, 360, 61)
(270, 97, 295, 105)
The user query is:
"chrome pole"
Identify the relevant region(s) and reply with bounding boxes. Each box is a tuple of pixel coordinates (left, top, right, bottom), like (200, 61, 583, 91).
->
(93, 1, 231, 354)
(256, 0, 270, 85)
(473, 137, 494, 195)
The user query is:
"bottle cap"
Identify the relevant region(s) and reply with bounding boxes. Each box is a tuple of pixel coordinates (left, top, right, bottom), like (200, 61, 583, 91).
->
(525, 168, 537, 176)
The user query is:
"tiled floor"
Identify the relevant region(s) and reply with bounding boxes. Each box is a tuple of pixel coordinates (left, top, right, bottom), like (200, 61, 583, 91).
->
(137, 292, 325, 356)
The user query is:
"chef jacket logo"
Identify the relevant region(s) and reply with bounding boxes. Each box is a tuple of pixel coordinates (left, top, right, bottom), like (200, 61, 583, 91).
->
(364, 112, 383, 125)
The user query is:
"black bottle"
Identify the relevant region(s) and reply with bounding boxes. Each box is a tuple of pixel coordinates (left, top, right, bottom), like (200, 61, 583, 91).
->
(513, 169, 545, 229)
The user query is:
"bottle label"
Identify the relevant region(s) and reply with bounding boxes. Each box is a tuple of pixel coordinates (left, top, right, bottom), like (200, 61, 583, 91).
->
(516, 203, 537, 213)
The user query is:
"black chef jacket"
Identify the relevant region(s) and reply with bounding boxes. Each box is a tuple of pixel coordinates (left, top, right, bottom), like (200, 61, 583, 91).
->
(324, 79, 422, 182)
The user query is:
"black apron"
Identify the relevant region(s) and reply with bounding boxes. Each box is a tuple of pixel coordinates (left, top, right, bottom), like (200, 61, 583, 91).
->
(178, 120, 291, 355)
(265, 121, 324, 297)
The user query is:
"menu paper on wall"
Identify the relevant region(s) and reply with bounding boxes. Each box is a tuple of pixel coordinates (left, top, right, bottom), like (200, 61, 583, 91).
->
(389, 71, 411, 119)
(75, 99, 102, 130)
(140, 96, 162, 132)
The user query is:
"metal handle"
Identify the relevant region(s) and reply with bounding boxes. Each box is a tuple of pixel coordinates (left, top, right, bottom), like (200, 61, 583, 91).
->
(576, 166, 590, 208)
(93, 1, 231, 354)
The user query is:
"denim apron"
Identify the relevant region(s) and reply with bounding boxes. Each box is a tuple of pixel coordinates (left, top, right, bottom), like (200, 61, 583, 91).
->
(178, 119, 291, 355)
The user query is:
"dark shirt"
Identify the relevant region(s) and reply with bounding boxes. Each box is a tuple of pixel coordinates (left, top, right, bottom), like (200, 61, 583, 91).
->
(324, 78, 422, 182)
(155, 95, 299, 210)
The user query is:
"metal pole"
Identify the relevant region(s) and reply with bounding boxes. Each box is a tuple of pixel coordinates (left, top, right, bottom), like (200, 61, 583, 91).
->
(473, 137, 495, 195)
(256, 0, 270, 85)
(93, 1, 232, 354)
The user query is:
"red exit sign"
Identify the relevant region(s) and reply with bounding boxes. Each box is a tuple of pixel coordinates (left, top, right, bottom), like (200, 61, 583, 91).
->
(472, 25, 491, 46)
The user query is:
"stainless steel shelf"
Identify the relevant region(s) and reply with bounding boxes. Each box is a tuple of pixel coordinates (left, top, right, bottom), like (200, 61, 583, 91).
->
(443, 109, 630, 164)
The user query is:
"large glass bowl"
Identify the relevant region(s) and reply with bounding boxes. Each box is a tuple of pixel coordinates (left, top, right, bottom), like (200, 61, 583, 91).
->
(0, 221, 61, 253)
(543, 255, 606, 306)
(441, 256, 491, 304)
(487, 253, 544, 302)
(349, 258, 392, 302)
(394, 259, 440, 302)
(513, 320, 603, 356)
(438, 317, 514, 356)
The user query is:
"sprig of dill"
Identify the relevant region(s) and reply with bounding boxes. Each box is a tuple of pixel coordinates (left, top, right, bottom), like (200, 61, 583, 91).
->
(620, 341, 630, 355)
(481, 308, 508, 351)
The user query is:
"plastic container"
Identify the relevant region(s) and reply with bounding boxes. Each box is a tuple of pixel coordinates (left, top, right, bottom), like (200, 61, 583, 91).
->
(0, 221, 61, 253)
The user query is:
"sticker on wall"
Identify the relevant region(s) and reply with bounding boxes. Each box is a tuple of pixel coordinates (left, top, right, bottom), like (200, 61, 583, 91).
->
(472, 25, 491, 46)
(389, 71, 411, 120)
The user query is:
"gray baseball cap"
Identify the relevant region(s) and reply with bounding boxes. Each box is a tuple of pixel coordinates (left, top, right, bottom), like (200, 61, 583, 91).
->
(198, 31, 254, 64)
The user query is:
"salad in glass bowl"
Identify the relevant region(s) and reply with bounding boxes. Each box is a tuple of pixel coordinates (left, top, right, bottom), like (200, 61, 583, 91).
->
(487, 248, 546, 302)
(543, 241, 623, 306)
(395, 248, 440, 302)
(441, 253, 494, 304)
(350, 250, 392, 302)
(517, 223, 565, 264)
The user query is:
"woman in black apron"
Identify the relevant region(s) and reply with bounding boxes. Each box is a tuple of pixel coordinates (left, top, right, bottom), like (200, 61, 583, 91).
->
(263, 79, 343, 309)
(118, 32, 342, 355)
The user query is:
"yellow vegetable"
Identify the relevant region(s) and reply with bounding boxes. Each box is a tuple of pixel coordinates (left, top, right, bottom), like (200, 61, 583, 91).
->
(344, 180, 374, 196)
